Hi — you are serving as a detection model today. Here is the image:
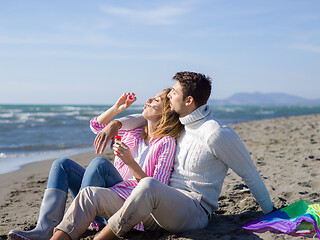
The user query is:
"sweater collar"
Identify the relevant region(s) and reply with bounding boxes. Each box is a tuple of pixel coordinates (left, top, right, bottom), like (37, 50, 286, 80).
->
(179, 104, 211, 126)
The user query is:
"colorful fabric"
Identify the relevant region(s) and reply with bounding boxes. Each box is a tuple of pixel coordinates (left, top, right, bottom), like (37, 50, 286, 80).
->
(243, 200, 320, 238)
(90, 117, 176, 231)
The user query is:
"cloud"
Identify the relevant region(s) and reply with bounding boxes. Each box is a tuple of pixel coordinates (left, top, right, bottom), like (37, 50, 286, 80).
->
(0, 47, 183, 61)
(100, 5, 188, 25)
(0, 34, 138, 47)
(289, 44, 320, 54)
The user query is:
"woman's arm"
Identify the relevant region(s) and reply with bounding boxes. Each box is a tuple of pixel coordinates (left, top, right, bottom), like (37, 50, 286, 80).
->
(113, 137, 176, 184)
(96, 93, 136, 124)
(90, 93, 136, 154)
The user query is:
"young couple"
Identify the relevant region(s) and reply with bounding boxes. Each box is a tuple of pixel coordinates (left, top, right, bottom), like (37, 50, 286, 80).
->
(9, 72, 274, 240)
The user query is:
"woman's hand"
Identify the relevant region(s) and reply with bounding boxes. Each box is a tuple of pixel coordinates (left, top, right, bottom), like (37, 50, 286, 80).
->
(96, 93, 136, 126)
(114, 93, 136, 113)
(113, 139, 135, 166)
(113, 138, 148, 182)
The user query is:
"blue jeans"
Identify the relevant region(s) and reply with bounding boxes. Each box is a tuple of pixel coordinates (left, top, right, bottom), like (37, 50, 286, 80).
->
(47, 157, 123, 225)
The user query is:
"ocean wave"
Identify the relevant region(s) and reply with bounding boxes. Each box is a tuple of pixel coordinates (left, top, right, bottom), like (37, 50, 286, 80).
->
(0, 112, 15, 118)
(255, 110, 275, 115)
(212, 106, 245, 113)
(89, 111, 108, 116)
(59, 106, 99, 111)
(0, 109, 22, 118)
(127, 106, 144, 111)
(1, 111, 86, 124)
(0, 120, 10, 124)
(57, 106, 83, 111)
(75, 116, 91, 121)
(64, 111, 80, 116)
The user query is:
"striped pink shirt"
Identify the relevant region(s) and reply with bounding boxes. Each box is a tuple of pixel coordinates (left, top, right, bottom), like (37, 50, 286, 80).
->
(90, 117, 176, 231)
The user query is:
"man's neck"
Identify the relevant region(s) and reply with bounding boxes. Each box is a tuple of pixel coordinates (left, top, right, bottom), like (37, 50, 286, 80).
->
(179, 106, 198, 117)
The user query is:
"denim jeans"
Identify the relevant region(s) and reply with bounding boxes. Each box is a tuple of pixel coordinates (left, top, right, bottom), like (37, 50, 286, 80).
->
(47, 157, 123, 225)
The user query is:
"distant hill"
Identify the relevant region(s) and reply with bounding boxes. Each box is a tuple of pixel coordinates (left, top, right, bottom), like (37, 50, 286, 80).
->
(209, 92, 320, 106)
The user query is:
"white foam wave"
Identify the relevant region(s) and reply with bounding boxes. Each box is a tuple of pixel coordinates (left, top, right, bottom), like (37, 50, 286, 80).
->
(0, 113, 15, 118)
(75, 116, 91, 121)
(256, 110, 275, 115)
(213, 106, 242, 113)
(5, 110, 86, 124)
(0, 120, 10, 123)
(128, 106, 144, 111)
(0, 146, 94, 175)
(64, 111, 80, 116)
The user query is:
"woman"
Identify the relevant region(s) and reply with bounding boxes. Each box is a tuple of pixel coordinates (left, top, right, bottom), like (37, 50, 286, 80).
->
(50, 89, 183, 240)
(10, 89, 182, 240)
(8, 93, 139, 240)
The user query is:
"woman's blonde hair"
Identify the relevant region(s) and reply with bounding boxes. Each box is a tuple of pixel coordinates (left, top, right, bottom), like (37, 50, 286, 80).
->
(142, 88, 183, 140)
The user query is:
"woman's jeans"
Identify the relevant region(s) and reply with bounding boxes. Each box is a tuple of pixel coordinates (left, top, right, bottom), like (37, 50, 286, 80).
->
(47, 157, 123, 225)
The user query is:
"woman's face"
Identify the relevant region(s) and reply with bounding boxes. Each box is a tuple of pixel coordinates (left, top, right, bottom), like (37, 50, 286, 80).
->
(142, 90, 165, 122)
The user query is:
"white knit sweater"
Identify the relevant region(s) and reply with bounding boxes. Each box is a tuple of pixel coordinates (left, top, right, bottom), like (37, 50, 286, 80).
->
(118, 106, 274, 214)
(169, 105, 273, 214)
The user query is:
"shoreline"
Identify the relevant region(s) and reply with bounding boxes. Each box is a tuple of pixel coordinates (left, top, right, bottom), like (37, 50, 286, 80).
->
(1, 114, 320, 239)
(0, 146, 95, 175)
(0, 150, 108, 204)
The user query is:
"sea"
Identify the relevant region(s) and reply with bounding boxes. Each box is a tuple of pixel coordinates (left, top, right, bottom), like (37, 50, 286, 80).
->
(1, 104, 320, 175)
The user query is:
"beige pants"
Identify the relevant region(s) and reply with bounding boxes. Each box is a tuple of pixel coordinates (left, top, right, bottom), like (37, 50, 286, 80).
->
(56, 177, 209, 239)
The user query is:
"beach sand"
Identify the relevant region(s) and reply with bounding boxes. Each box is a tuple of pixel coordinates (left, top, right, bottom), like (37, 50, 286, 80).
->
(1, 114, 320, 240)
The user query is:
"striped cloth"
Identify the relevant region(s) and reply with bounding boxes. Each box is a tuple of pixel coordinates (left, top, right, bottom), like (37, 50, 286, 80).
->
(90, 117, 176, 231)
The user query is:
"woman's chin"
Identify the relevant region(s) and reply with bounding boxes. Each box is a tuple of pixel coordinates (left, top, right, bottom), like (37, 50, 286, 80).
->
(142, 111, 148, 119)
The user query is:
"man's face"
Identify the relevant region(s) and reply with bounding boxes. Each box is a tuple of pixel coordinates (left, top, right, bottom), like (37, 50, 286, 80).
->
(167, 81, 186, 116)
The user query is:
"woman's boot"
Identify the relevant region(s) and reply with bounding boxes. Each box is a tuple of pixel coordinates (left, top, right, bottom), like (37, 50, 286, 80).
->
(8, 188, 67, 240)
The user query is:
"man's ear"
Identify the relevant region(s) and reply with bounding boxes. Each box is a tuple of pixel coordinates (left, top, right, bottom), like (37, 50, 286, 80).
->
(185, 96, 194, 106)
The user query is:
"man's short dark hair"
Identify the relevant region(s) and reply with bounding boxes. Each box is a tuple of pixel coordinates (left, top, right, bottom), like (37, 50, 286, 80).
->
(173, 71, 212, 107)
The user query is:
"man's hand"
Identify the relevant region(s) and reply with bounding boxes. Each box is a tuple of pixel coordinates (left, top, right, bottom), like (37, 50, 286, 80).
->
(94, 120, 122, 154)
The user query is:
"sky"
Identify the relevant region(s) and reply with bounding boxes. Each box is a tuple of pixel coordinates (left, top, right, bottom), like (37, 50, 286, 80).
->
(0, 0, 319, 105)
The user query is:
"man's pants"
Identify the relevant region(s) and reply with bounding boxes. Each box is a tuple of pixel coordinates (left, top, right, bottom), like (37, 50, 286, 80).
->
(56, 177, 209, 239)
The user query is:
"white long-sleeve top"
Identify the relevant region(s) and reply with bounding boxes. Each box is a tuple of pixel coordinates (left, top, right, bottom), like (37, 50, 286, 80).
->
(119, 105, 274, 214)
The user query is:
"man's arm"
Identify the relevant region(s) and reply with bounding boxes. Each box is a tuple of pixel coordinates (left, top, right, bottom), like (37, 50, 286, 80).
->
(210, 126, 274, 214)
(116, 114, 147, 130)
(94, 114, 147, 154)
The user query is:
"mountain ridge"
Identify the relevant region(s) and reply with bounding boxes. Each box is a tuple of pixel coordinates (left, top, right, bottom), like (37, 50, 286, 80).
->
(209, 92, 320, 106)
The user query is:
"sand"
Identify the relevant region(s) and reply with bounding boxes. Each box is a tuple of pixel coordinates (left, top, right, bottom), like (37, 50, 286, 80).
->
(1, 114, 320, 240)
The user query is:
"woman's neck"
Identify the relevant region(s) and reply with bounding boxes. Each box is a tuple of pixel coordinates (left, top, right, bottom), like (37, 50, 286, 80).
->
(145, 120, 157, 145)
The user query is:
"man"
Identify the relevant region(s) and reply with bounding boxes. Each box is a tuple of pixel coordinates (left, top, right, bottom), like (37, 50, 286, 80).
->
(52, 72, 274, 240)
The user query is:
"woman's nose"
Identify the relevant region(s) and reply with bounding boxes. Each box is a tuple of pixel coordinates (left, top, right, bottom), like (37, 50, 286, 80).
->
(147, 98, 152, 103)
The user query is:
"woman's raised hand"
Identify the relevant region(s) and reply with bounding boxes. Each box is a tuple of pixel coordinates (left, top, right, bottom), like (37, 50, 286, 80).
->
(114, 93, 136, 112)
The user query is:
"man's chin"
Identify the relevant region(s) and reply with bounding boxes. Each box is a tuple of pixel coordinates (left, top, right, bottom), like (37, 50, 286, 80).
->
(170, 110, 180, 117)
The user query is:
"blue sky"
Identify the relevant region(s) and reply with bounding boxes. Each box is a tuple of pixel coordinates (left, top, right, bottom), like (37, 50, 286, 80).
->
(0, 0, 319, 104)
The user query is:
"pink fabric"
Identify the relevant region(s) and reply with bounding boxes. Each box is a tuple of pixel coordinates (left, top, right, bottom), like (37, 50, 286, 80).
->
(90, 117, 176, 231)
